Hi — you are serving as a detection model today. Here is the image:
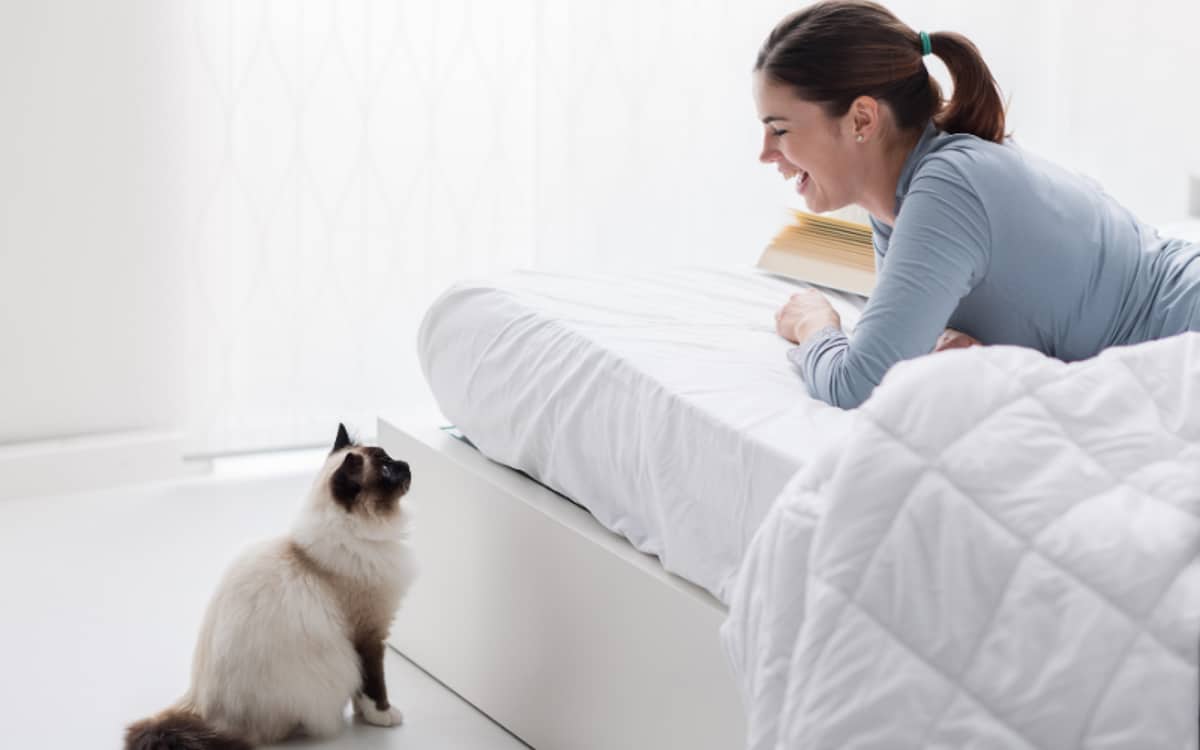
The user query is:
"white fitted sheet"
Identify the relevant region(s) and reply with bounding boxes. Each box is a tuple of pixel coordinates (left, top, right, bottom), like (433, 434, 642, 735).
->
(417, 266, 865, 601)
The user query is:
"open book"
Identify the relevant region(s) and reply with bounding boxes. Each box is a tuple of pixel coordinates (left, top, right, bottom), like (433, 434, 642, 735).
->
(756, 210, 876, 296)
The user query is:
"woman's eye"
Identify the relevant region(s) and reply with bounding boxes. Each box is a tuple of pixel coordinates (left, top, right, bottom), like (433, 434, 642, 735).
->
(772, 129, 788, 137)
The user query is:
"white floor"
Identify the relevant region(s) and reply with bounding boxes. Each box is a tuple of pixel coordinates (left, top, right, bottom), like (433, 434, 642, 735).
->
(0, 450, 529, 749)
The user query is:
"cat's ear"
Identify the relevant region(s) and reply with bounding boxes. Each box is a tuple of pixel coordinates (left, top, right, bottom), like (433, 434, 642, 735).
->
(331, 452, 364, 510)
(332, 422, 353, 454)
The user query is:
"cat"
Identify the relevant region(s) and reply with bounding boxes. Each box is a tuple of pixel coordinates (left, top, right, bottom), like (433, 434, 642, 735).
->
(125, 424, 417, 749)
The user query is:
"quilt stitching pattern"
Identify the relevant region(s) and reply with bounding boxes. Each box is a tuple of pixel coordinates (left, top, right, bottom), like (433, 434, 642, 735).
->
(812, 566, 1046, 750)
(782, 347, 1200, 747)
(858, 415, 1126, 745)
(883, 360, 1192, 613)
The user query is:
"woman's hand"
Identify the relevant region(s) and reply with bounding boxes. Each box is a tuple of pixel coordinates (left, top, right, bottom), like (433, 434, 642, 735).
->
(775, 289, 842, 344)
(934, 328, 980, 352)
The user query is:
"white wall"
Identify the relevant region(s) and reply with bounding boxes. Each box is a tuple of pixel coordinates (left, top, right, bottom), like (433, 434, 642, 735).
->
(887, 0, 1200, 225)
(170, 0, 805, 454)
(3, 1, 1198, 455)
(0, 1, 188, 445)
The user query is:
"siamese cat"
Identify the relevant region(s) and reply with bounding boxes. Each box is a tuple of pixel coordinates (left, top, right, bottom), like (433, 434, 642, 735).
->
(125, 424, 417, 750)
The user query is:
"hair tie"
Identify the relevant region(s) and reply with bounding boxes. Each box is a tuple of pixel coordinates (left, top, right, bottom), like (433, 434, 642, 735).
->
(919, 30, 932, 56)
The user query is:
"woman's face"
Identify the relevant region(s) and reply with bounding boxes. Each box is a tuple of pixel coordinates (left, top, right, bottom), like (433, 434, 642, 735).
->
(753, 73, 860, 214)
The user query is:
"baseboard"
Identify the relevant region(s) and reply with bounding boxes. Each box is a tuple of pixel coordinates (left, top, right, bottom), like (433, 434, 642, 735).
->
(0, 429, 207, 501)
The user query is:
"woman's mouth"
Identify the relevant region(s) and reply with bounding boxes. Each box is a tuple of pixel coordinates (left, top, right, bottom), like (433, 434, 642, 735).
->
(776, 164, 810, 194)
(795, 170, 810, 194)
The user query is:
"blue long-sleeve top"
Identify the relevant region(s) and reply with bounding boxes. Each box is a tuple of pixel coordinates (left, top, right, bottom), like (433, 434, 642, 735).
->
(789, 121, 1200, 409)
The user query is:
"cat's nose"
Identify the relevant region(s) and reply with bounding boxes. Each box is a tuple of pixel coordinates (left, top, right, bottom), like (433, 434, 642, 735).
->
(382, 460, 410, 484)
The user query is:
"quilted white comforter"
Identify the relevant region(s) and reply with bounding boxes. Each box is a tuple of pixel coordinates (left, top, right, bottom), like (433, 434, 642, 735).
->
(722, 334, 1200, 749)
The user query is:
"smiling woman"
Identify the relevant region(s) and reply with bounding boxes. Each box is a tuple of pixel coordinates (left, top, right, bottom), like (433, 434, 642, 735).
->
(752, 1, 1003, 220)
(750, 0, 1200, 409)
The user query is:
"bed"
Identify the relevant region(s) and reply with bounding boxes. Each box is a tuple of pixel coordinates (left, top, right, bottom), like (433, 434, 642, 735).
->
(381, 265, 865, 749)
(383, 237, 1200, 749)
(414, 266, 867, 601)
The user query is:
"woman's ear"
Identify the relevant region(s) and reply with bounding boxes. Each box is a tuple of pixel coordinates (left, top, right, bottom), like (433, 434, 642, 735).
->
(848, 95, 881, 142)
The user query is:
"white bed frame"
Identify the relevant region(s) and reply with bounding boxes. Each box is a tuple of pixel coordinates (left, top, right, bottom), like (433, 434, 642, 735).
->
(378, 417, 745, 750)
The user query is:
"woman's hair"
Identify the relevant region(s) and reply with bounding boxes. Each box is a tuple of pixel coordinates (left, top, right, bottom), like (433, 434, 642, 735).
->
(754, 1, 1006, 143)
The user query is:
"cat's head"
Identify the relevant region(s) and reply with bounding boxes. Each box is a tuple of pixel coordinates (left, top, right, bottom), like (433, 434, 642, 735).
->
(314, 423, 412, 533)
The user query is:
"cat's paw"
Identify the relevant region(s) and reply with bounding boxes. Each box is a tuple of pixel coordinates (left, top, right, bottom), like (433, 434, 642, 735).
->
(354, 692, 404, 727)
(361, 704, 404, 728)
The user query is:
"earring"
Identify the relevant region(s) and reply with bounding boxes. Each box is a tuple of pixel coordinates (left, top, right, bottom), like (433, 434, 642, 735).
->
(855, 134, 864, 143)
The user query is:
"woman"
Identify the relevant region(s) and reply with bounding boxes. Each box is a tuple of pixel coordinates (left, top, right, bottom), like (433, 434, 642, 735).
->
(760, 1, 1200, 408)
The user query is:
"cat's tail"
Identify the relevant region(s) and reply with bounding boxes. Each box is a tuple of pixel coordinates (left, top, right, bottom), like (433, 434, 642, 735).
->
(124, 706, 251, 750)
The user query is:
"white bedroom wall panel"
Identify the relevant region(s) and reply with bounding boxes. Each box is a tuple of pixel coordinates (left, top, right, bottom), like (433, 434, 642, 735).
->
(0, 1, 188, 446)
(176, 0, 540, 453)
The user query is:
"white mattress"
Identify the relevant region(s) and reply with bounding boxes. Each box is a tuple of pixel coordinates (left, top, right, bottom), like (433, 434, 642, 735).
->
(417, 266, 866, 601)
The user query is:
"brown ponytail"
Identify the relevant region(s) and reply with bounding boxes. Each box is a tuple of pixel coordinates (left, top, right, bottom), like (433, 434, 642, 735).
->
(755, 1, 1007, 144)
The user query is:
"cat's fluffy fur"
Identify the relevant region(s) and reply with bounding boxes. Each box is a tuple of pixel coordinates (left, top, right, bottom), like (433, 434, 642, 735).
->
(125, 425, 417, 750)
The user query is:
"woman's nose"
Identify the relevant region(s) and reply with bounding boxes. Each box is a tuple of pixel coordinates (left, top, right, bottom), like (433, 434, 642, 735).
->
(759, 134, 780, 164)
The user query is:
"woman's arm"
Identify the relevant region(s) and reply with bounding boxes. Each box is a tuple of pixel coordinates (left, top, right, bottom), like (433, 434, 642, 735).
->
(788, 158, 991, 408)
